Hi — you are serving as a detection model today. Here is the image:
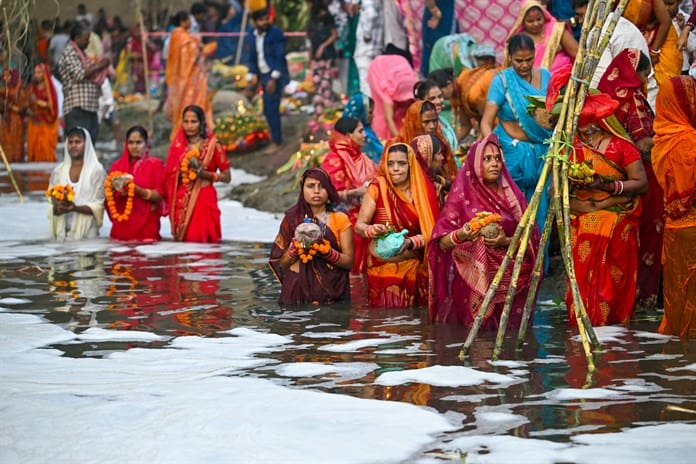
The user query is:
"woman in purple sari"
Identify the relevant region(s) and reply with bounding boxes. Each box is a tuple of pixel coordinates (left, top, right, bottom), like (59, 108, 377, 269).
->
(428, 134, 540, 329)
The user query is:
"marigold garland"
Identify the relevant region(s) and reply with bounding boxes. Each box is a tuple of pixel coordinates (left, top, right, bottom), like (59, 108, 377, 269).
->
(468, 212, 503, 232)
(180, 148, 201, 184)
(294, 239, 332, 264)
(46, 184, 75, 203)
(104, 171, 136, 222)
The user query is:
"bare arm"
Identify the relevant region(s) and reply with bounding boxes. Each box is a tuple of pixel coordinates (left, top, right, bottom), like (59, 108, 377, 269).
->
(560, 28, 579, 59)
(327, 225, 354, 270)
(479, 101, 499, 137)
(651, 0, 672, 52)
(383, 101, 398, 137)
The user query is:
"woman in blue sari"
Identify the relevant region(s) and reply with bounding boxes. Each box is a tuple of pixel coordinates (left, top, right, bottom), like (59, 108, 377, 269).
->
(480, 33, 552, 230)
(343, 93, 384, 164)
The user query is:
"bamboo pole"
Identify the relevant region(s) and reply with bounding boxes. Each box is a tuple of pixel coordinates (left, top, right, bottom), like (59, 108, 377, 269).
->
(0, 143, 23, 203)
(135, 0, 153, 136)
(235, 3, 250, 66)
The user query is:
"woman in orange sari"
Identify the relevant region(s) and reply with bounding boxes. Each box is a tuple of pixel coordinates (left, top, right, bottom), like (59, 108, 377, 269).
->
(165, 10, 217, 141)
(107, 126, 165, 241)
(652, 75, 696, 338)
(25, 63, 58, 162)
(164, 105, 231, 242)
(566, 95, 648, 326)
(598, 48, 663, 309)
(355, 143, 440, 308)
(320, 116, 376, 273)
(0, 68, 25, 162)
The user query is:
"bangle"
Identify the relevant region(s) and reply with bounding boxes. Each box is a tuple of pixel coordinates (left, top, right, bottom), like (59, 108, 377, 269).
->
(143, 188, 152, 201)
(649, 48, 661, 55)
(410, 235, 425, 249)
(324, 247, 341, 264)
(450, 229, 465, 245)
(617, 180, 624, 195)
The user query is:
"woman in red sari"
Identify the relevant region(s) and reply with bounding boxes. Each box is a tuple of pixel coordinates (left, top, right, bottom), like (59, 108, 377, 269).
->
(269, 168, 354, 305)
(0, 68, 25, 162)
(428, 134, 539, 329)
(164, 105, 231, 242)
(107, 126, 165, 241)
(598, 48, 664, 309)
(320, 116, 376, 273)
(566, 95, 648, 326)
(355, 143, 440, 308)
(652, 76, 696, 338)
(25, 63, 58, 162)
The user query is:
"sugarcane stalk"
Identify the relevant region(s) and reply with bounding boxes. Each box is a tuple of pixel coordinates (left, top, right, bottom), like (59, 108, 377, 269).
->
(0, 143, 23, 203)
(136, 1, 153, 136)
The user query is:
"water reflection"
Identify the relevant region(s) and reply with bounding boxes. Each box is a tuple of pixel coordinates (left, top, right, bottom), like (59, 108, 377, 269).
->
(1, 241, 695, 450)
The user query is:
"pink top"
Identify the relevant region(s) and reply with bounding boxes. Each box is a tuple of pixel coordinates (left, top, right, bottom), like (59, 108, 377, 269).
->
(367, 55, 418, 140)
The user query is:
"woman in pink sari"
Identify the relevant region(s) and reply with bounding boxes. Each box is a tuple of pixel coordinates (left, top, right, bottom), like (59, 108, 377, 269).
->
(428, 133, 540, 329)
(107, 126, 165, 241)
(507, 0, 578, 73)
(321, 116, 376, 272)
(164, 105, 231, 242)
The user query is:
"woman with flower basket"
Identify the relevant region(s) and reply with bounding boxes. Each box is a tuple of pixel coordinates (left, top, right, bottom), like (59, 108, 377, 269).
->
(106, 126, 165, 241)
(47, 127, 106, 241)
(428, 134, 539, 329)
(269, 168, 354, 305)
(164, 105, 231, 242)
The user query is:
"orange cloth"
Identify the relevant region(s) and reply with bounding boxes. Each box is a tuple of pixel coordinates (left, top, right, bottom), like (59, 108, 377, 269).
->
(165, 26, 217, 141)
(0, 68, 25, 162)
(453, 64, 498, 126)
(26, 63, 58, 162)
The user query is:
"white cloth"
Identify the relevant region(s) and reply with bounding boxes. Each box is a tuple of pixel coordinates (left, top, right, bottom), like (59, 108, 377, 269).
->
(674, 11, 696, 71)
(255, 30, 271, 74)
(591, 16, 657, 109)
(383, 0, 408, 51)
(354, 0, 384, 96)
(48, 128, 106, 241)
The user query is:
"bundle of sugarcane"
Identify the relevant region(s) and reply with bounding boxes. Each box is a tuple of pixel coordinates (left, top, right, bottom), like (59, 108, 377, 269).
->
(459, 0, 631, 370)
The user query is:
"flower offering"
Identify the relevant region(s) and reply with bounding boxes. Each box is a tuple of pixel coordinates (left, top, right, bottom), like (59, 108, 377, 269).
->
(468, 212, 503, 238)
(104, 171, 136, 222)
(46, 184, 75, 204)
(180, 148, 200, 184)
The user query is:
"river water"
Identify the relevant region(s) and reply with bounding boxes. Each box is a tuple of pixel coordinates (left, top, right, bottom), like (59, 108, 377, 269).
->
(1, 235, 695, 462)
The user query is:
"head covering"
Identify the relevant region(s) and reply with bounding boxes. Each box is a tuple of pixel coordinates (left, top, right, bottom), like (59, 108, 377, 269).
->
(327, 129, 377, 189)
(597, 48, 645, 102)
(578, 93, 621, 127)
(343, 93, 384, 163)
(506, 0, 564, 69)
(30, 63, 58, 123)
(473, 44, 496, 58)
(410, 134, 437, 170)
(61, 128, 103, 204)
(652, 76, 696, 222)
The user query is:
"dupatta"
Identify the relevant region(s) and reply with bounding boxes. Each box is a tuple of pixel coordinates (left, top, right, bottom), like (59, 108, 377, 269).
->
(342, 94, 384, 163)
(326, 130, 377, 190)
(507, 0, 568, 70)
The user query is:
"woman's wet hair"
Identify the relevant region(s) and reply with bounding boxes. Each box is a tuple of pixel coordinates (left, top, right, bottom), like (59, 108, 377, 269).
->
(387, 143, 409, 155)
(429, 134, 442, 154)
(182, 104, 207, 137)
(427, 69, 454, 89)
(421, 100, 437, 115)
(637, 52, 651, 73)
(173, 10, 189, 26)
(65, 127, 86, 140)
(507, 33, 536, 55)
(334, 116, 360, 135)
(126, 125, 149, 142)
(413, 79, 440, 100)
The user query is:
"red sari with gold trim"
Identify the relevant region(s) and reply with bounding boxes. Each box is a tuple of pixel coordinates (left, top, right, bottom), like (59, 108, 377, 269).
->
(165, 128, 230, 242)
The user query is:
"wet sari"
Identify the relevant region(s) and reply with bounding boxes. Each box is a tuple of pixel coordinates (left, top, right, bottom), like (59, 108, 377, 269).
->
(320, 130, 377, 273)
(26, 63, 58, 162)
(428, 134, 539, 329)
(566, 134, 643, 326)
(652, 76, 696, 338)
(598, 48, 663, 309)
(269, 168, 351, 305)
(108, 144, 165, 242)
(164, 127, 230, 242)
(366, 143, 440, 308)
(343, 94, 384, 164)
(0, 68, 25, 162)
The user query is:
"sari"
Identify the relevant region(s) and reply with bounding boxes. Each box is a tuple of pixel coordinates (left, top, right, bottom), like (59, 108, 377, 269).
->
(428, 33, 478, 75)
(269, 168, 351, 305)
(410, 134, 448, 206)
(26, 63, 58, 162)
(652, 76, 696, 338)
(107, 144, 165, 242)
(342, 94, 384, 164)
(396, 100, 458, 185)
(507, 0, 573, 73)
(320, 130, 377, 273)
(164, 127, 230, 242)
(623, 0, 682, 86)
(165, 26, 217, 141)
(366, 143, 440, 308)
(428, 134, 539, 329)
(487, 66, 552, 229)
(48, 129, 106, 241)
(453, 63, 499, 130)
(0, 68, 25, 162)
(566, 134, 643, 326)
(598, 48, 663, 308)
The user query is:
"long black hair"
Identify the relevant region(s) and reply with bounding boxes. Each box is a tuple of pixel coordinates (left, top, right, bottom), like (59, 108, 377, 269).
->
(182, 104, 207, 138)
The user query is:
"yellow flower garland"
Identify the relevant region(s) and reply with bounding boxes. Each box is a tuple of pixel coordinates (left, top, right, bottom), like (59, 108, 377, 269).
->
(105, 171, 136, 222)
(180, 148, 201, 185)
(46, 184, 75, 203)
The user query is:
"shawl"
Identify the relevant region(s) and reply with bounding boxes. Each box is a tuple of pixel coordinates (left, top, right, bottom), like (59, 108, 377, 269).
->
(108, 141, 165, 236)
(164, 127, 220, 240)
(28, 63, 58, 124)
(428, 133, 538, 322)
(597, 48, 655, 141)
(268, 168, 349, 304)
(326, 130, 377, 190)
(69, 41, 108, 86)
(652, 76, 696, 224)
(48, 128, 106, 241)
(342, 94, 384, 163)
(507, 0, 569, 71)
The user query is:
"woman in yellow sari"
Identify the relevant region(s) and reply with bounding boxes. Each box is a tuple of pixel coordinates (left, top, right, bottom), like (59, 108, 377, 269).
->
(355, 143, 440, 308)
(26, 63, 58, 162)
(165, 10, 217, 141)
(652, 76, 696, 338)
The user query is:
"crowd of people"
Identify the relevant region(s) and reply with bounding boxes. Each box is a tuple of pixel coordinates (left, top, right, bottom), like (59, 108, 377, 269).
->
(2, 0, 693, 339)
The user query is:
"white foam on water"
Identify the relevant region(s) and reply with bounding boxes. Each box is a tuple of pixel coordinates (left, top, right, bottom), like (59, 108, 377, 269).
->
(546, 387, 627, 401)
(320, 334, 419, 352)
(76, 327, 170, 342)
(375, 365, 522, 387)
(275, 362, 379, 380)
